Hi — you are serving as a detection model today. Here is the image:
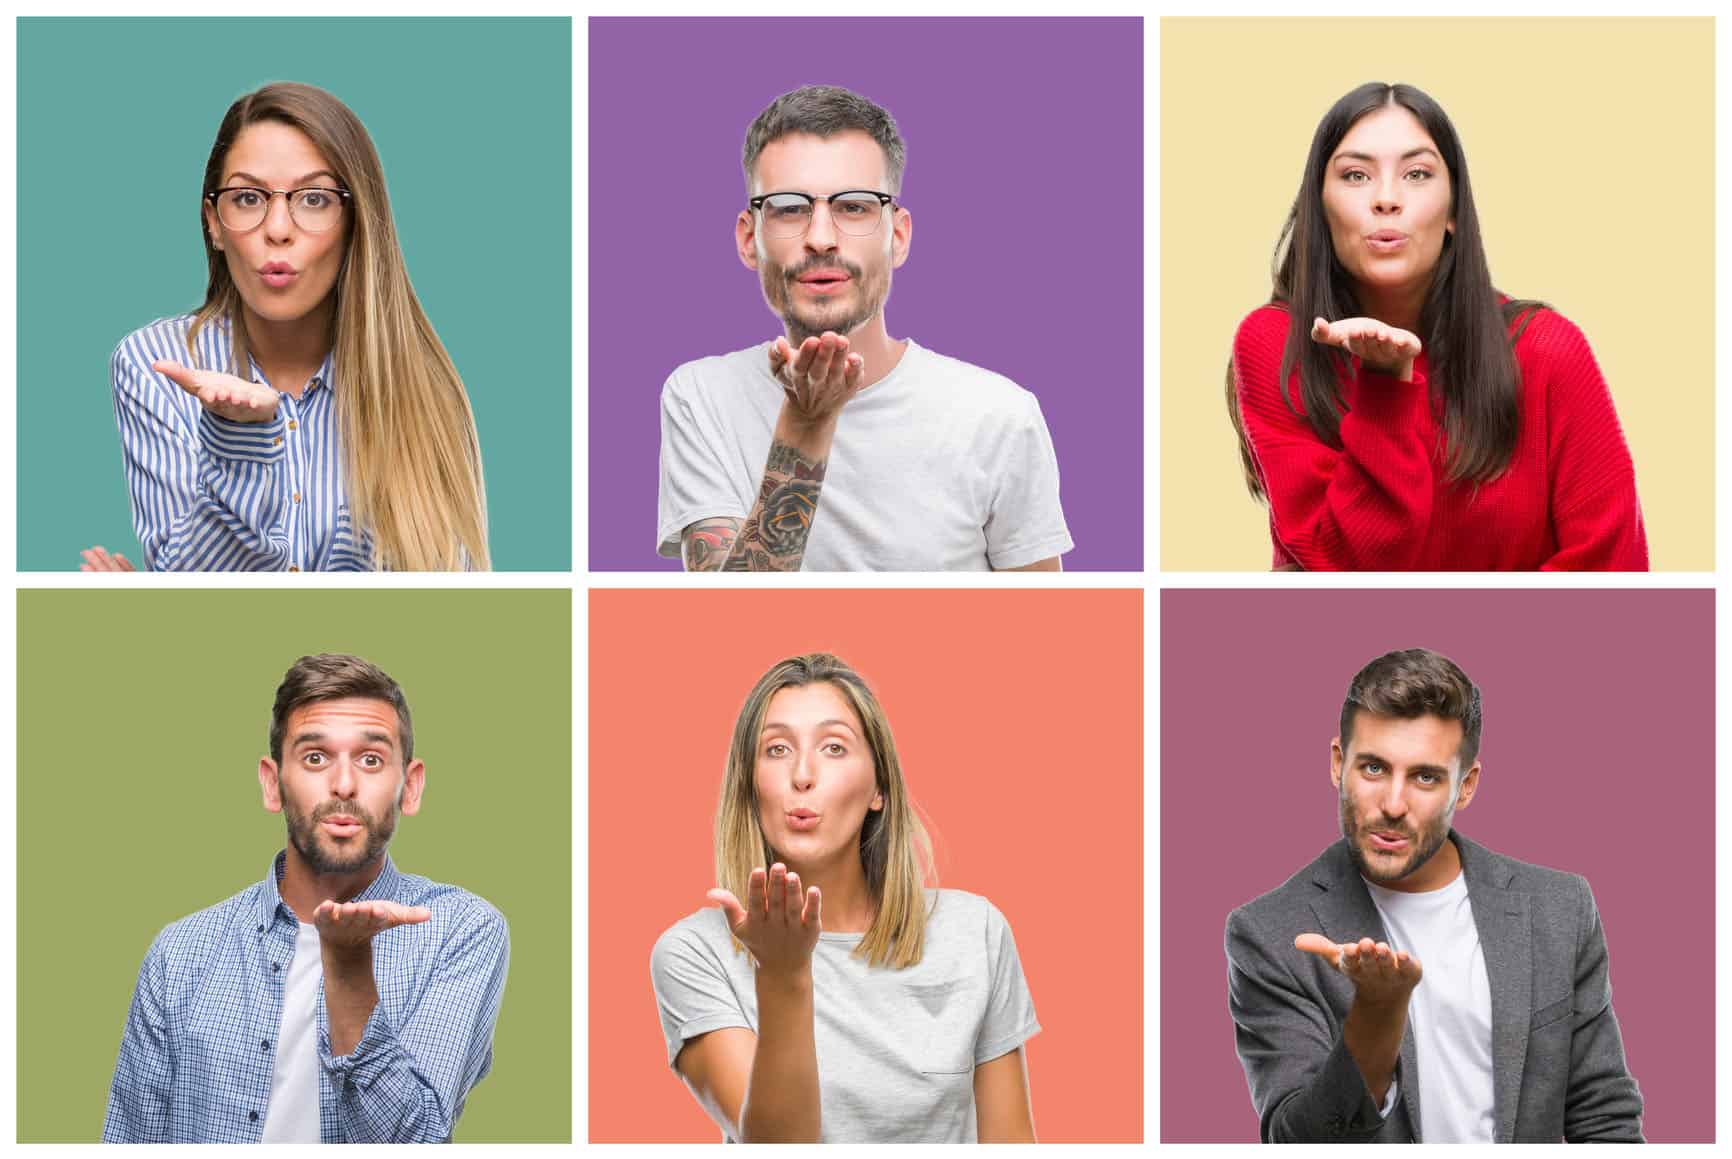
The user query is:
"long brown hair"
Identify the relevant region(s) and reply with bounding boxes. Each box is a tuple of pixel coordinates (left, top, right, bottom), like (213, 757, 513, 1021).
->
(190, 82, 489, 571)
(1228, 82, 1546, 499)
(715, 654, 934, 969)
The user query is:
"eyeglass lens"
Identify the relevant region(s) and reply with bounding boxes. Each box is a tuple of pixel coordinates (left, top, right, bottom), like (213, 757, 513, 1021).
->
(760, 193, 884, 238)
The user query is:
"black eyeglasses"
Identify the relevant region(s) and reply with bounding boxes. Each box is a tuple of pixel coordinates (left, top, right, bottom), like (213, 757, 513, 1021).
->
(205, 186, 352, 234)
(749, 190, 895, 239)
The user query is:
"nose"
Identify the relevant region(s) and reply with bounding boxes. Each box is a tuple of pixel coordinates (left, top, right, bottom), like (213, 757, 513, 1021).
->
(1372, 174, 1403, 216)
(803, 199, 839, 253)
(263, 191, 296, 243)
(330, 755, 360, 800)
(1378, 776, 1408, 820)
(791, 747, 817, 791)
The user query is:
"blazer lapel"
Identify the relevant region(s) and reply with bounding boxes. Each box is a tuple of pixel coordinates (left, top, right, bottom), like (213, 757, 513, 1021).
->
(1460, 834, 1530, 1144)
(1308, 841, 1423, 1140)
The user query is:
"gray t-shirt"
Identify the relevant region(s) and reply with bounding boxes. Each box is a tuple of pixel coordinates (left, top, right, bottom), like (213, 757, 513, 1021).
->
(656, 340, 1073, 571)
(650, 888, 1040, 1142)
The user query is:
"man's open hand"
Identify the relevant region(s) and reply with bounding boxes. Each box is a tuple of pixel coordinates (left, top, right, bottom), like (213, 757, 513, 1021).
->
(153, 358, 281, 424)
(313, 899, 432, 953)
(1296, 932, 1423, 1006)
(769, 332, 865, 426)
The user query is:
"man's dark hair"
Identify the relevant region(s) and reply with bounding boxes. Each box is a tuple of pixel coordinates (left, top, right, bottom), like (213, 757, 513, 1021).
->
(268, 653, 414, 766)
(742, 84, 906, 194)
(1339, 648, 1482, 770)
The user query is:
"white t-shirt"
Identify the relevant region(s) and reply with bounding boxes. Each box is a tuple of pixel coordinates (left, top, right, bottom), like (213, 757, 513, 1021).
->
(261, 922, 323, 1143)
(1365, 872, 1495, 1143)
(657, 340, 1073, 571)
(650, 888, 1040, 1142)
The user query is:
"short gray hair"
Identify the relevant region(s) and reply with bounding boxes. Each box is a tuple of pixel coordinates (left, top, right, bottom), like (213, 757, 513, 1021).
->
(742, 85, 906, 194)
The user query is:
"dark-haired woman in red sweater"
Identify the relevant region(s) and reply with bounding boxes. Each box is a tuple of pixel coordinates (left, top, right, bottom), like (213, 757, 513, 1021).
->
(1227, 82, 1647, 571)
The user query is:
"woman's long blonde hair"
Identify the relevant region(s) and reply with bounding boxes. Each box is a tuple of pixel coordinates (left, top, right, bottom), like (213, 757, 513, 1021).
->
(189, 82, 489, 571)
(716, 654, 934, 969)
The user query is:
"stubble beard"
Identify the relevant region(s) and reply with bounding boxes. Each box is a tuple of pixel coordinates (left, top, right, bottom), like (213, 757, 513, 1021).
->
(1338, 786, 1453, 886)
(760, 255, 890, 347)
(281, 777, 399, 875)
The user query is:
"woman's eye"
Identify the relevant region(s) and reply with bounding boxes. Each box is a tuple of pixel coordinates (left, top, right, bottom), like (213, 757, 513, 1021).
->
(302, 191, 330, 208)
(765, 743, 789, 757)
(823, 742, 846, 755)
(1405, 168, 1433, 181)
(232, 190, 262, 207)
(1341, 171, 1368, 184)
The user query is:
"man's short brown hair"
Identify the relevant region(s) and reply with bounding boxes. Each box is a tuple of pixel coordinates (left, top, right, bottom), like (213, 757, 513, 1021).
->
(268, 653, 414, 765)
(1339, 648, 1482, 769)
(742, 84, 907, 194)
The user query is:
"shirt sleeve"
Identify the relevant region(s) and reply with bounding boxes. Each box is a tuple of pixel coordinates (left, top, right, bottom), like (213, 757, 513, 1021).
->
(657, 366, 752, 560)
(650, 920, 753, 1068)
(103, 932, 173, 1143)
(317, 898, 510, 1143)
(1232, 307, 1437, 571)
(1530, 314, 1650, 571)
(110, 336, 293, 571)
(983, 391, 1074, 569)
(974, 901, 1040, 1065)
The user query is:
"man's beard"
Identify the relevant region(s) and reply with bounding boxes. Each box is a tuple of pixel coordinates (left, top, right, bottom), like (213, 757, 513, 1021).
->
(759, 253, 889, 346)
(282, 780, 398, 875)
(1338, 787, 1453, 886)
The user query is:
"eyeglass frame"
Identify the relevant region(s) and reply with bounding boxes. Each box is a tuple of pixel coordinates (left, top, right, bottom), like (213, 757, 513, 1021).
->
(204, 185, 353, 233)
(747, 190, 897, 236)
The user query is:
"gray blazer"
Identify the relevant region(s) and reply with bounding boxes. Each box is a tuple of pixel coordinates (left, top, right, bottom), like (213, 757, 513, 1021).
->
(1224, 832, 1643, 1142)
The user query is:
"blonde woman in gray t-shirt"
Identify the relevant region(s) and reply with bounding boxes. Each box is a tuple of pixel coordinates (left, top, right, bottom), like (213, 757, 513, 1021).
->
(650, 653, 1041, 1142)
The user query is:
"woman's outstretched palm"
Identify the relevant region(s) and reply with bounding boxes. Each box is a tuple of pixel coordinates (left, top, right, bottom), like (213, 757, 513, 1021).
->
(708, 862, 822, 975)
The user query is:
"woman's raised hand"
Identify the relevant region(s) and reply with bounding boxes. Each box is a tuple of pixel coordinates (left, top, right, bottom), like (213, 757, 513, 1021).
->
(79, 545, 136, 572)
(707, 863, 822, 976)
(1311, 316, 1422, 382)
(153, 359, 281, 424)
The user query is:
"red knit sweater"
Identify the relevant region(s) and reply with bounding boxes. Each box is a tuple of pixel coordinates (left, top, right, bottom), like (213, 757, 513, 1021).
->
(1232, 304, 1648, 571)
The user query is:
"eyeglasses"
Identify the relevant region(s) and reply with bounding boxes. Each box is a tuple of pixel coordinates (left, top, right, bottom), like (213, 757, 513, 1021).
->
(205, 185, 352, 234)
(749, 190, 894, 239)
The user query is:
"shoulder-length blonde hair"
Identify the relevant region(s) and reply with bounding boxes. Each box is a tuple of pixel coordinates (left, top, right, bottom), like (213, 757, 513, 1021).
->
(716, 653, 933, 969)
(189, 82, 489, 571)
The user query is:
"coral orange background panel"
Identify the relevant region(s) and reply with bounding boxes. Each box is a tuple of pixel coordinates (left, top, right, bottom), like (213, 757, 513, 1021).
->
(588, 588, 1144, 1142)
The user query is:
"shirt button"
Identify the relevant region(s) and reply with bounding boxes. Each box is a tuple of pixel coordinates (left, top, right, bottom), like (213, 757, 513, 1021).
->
(288, 420, 299, 431)
(272, 962, 280, 972)
(292, 492, 301, 503)
(273, 436, 282, 446)
(249, 1111, 259, 1122)
(288, 566, 300, 573)
(256, 924, 265, 933)
(261, 1039, 271, 1051)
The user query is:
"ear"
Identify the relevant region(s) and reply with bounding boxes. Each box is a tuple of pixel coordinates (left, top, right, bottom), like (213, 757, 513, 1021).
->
(259, 758, 283, 813)
(736, 208, 761, 271)
(869, 789, 884, 811)
(1453, 757, 1481, 811)
(399, 758, 427, 817)
(204, 199, 224, 251)
(889, 204, 912, 270)
(1329, 737, 1345, 791)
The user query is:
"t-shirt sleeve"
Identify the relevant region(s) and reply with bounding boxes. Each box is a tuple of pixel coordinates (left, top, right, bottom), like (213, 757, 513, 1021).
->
(983, 391, 1074, 569)
(657, 367, 752, 559)
(650, 921, 753, 1069)
(974, 901, 1041, 1064)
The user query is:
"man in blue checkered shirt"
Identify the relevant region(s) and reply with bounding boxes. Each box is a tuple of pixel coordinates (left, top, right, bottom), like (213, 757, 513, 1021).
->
(103, 654, 510, 1143)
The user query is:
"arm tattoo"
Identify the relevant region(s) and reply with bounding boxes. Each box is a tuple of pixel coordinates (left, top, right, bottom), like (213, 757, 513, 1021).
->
(681, 518, 740, 572)
(720, 440, 828, 572)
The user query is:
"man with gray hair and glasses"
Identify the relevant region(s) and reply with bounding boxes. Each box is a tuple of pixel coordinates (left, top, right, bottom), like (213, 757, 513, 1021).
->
(657, 84, 1072, 572)
(1224, 648, 1642, 1142)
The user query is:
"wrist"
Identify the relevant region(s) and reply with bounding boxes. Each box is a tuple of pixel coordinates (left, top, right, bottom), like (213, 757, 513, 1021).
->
(774, 407, 839, 457)
(1362, 358, 1415, 383)
(320, 939, 374, 976)
(754, 962, 814, 994)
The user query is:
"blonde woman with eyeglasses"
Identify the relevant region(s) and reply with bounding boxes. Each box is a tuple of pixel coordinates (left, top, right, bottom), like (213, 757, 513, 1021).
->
(650, 653, 1039, 1142)
(86, 82, 488, 572)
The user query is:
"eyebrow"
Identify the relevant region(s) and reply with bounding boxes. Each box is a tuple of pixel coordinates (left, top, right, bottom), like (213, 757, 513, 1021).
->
(290, 729, 395, 751)
(762, 718, 859, 736)
(1332, 148, 1440, 164)
(224, 170, 341, 188)
(1354, 750, 1452, 778)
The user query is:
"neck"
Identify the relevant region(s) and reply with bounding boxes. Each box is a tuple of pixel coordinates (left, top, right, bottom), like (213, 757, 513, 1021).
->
(786, 312, 907, 390)
(1353, 280, 1428, 336)
(783, 849, 876, 934)
(242, 296, 335, 400)
(277, 841, 387, 924)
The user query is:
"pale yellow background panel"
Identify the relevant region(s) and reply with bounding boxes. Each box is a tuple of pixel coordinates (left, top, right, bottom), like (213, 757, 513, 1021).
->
(1160, 17, 1713, 571)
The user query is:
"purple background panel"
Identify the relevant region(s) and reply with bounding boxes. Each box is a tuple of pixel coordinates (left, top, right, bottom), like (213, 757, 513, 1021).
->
(1160, 588, 1713, 1142)
(587, 17, 1143, 570)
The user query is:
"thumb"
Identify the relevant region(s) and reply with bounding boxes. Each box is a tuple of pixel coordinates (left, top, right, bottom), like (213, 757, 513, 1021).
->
(707, 888, 748, 931)
(1294, 932, 1342, 965)
(1310, 317, 1336, 346)
(391, 903, 433, 925)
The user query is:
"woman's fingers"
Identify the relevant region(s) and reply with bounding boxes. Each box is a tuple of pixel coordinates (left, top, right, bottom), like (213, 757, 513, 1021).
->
(784, 871, 804, 923)
(803, 885, 822, 929)
(746, 867, 767, 919)
(768, 863, 788, 921)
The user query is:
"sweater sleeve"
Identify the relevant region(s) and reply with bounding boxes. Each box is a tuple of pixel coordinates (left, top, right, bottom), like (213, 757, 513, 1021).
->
(1530, 314, 1649, 571)
(1232, 308, 1435, 570)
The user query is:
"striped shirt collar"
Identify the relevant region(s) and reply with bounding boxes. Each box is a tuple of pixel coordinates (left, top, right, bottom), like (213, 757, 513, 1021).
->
(260, 849, 404, 929)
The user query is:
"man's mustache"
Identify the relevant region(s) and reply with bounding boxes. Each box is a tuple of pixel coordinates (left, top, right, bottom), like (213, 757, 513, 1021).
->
(784, 257, 862, 282)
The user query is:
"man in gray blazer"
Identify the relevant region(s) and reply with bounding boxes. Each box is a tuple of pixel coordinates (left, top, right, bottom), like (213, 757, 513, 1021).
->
(1225, 649, 1643, 1143)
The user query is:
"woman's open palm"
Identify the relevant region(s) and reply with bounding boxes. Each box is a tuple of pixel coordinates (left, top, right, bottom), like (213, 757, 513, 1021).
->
(708, 863, 821, 975)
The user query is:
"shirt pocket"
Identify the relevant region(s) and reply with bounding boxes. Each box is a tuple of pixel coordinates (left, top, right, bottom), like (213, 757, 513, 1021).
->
(905, 976, 987, 1075)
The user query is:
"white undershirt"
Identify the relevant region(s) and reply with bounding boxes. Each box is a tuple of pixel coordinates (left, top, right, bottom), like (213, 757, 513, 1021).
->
(261, 921, 323, 1143)
(1365, 871, 1495, 1143)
